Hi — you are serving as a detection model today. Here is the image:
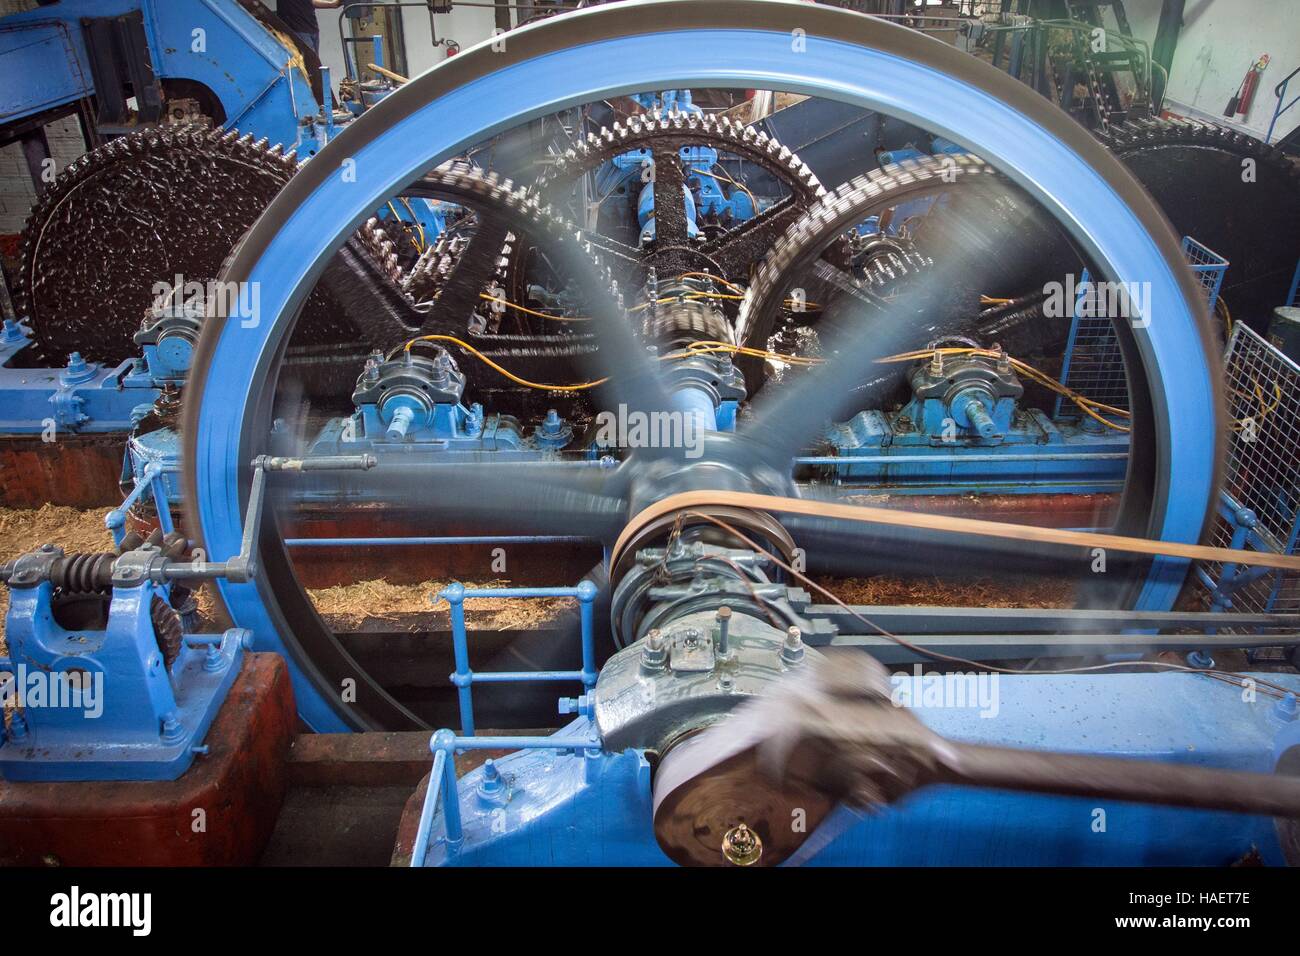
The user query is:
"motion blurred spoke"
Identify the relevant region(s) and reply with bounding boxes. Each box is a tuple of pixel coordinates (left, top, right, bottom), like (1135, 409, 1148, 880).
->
(743, 197, 1037, 468)
(288, 459, 630, 542)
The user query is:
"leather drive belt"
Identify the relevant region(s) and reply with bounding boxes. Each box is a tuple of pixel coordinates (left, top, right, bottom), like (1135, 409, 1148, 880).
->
(610, 490, 1300, 576)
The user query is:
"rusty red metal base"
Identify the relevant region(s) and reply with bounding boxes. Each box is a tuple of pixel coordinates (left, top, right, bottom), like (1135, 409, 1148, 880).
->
(0, 653, 296, 866)
(0, 435, 126, 508)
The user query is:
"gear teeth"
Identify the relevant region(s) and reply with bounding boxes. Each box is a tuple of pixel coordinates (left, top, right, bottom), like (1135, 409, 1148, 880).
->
(737, 154, 998, 348)
(16, 123, 410, 364)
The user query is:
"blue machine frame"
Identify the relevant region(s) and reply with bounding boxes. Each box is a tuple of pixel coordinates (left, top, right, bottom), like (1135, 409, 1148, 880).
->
(6, 1, 1294, 865)
(410, 669, 1300, 866)
(1, 0, 325, 155)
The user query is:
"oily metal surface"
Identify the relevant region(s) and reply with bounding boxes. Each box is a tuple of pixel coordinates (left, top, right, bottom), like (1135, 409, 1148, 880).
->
(15, 124, 402, 366)
(1098, 118, 1300, 328)
(652, 730, 835, 867)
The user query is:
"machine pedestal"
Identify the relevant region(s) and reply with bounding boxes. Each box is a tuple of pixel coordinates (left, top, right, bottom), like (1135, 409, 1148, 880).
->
(0, 653, 295, 866)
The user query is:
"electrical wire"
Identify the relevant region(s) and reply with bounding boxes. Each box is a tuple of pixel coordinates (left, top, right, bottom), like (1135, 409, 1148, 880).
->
(402, 335, 609, 391)
(399, 197, 427, 250)
(479, 293, 591, 322)
(689, 165, 760, 215)
(877, 346, 1132, 432)
(386, 201, 424, 254)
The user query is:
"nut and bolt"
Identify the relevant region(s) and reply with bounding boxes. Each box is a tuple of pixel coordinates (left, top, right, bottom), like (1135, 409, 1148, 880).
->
(641, 628, 667, 670)
(781, 625, 805, 665)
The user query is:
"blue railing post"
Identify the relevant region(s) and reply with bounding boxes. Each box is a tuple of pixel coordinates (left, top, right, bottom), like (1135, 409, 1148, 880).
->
(410, 745, 447, 866)
(577, 578, 598, 692)
(441, 583, 474, 736)
(433, 728, 463, 848)
(1266, 69, 1300, 144)
(436, 580, 604, 742)
(410, 728, 465, 867)
(410, 731, 602, 863)
(1210, 506, 1256, 613)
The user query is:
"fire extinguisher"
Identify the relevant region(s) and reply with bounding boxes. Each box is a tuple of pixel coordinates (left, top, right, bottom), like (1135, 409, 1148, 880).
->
(1226, 54, 1270, 117)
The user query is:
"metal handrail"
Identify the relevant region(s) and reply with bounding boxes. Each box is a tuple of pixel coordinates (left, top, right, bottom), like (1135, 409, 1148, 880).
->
(438, 581, 599, 736)
(1266, 66, 1300, 144)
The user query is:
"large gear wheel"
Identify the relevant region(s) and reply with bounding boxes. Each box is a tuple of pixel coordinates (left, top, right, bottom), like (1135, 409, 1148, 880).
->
(399, 163, 619, 405)
(536, 108, 826, 283)
(14, 124, 403, 367)
(735, 155, 1077, 384)
(1097, 118, 1300, 326)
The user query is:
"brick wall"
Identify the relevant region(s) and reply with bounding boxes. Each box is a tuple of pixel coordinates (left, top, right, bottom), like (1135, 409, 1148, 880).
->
(0, 116, 88, 236)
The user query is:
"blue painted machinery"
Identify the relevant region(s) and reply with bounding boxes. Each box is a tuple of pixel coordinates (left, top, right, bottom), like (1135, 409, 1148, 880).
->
(151, 0, 1300, 867)
(9, 0, 1300, 869)
(0, 536, 247, 782)
(2, 0, 332, 156)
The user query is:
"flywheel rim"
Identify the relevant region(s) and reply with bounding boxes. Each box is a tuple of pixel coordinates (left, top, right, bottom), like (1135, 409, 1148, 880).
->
(183, 0, 1222, 731)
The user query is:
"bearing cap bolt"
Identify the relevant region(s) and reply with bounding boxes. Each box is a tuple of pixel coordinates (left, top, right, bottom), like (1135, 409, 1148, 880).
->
(542, 409, 563, 436)
(781, 625, 805, 665)
(477, 759, 506, 800)
(160, 711, 185, 743)
(642, 628, 668, 670)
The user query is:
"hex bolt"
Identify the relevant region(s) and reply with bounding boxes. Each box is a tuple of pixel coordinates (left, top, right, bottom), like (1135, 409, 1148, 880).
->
(781, 625, 805, 665)
(994, 344, 1011, 373)
(203, 641, 226, 672)
(477, 758, 506, 800)
(160, 712, 185, 743)
(715, 605, 732, 656)
(9, 710, 29, 740)
(558, 694, 592, 717)
(642, 628, 668, 670)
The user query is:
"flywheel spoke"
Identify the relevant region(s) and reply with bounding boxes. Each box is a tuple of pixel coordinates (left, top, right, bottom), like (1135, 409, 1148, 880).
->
(741, 202, 1040, 469)
(293, 459, 630, 542)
